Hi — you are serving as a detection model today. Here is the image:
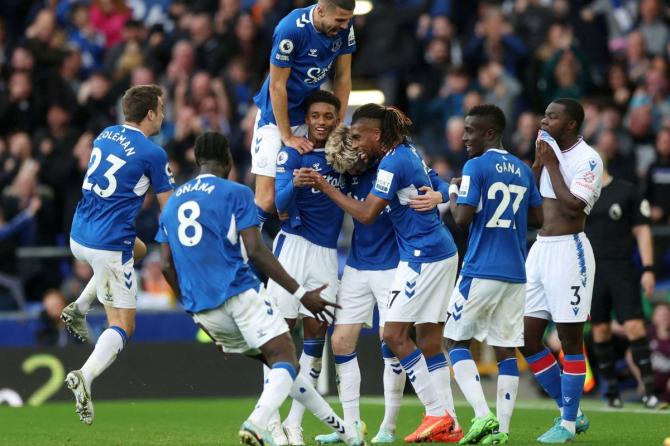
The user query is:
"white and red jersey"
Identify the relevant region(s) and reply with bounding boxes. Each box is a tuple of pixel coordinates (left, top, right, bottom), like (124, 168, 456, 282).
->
(537, 130, 603, 215)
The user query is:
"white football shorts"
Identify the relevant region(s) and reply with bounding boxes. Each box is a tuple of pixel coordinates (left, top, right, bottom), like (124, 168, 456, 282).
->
(335, 266, 396, 328)
(192, 287, 289, 355)
(444, 276, 525, 347)
(70, 238, 137, 309)
(250, 111, 308, 178)
(525, 233, 595, 323)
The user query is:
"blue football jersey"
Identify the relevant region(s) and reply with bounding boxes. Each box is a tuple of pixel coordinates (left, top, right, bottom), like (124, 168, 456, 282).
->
(275, 148, 345, 248)
(156, 175, 260, 313)
(70, 124, 174, 253)
(253, 6, 356, 127)
(371, 143, 457, 263)
(346, 166, 398, 271)
(457, 149, 542, 282)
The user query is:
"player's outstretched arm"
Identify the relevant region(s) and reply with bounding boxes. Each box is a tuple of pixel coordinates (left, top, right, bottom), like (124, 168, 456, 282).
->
(537, 141, 585, 217)
(305, 169, 388, 224)
(240, 226, 340, 322)
(269, 65, 313, 153)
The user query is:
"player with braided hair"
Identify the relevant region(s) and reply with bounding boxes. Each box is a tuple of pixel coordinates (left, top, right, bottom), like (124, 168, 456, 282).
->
(306, 104, 462, 443)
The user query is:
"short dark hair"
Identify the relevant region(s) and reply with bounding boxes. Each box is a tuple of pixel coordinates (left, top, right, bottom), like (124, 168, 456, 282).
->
(553, 98, 585, 130)
(304, 90, 341, 114)
(352, 103, 413, 149)
(466, 104, 506, 134)
(194, 132, 232, 168)
(322, 0, 356, 11)
(122, 84, 162, 123)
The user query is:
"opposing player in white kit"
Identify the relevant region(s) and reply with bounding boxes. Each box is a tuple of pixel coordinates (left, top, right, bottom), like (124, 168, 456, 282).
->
(156, 132, 363, 446)
(306, 104, 461, 443)
(266, 90, 346, 445)
(250, 0, 355, 227)
(438, 105, 542, 445)
(64, 85, 176, 425)
(521, 99, 603, 444)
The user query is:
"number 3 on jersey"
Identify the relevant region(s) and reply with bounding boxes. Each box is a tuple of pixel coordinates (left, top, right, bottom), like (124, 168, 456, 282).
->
(486, 182, 527, 228)
(82, 147, 126, 197)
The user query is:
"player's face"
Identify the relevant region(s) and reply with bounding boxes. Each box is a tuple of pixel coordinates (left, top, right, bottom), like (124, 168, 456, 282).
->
(317, 5, 353, 37)
(462, 116, 489, 158)
(541, 102, 571, 138)
(351, 120, 382, 159)
(306, 102, 339, 145)
(149, 96, 165, 136)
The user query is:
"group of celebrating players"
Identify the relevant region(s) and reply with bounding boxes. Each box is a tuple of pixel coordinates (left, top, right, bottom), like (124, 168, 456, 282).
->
(57, 1, 610, 445)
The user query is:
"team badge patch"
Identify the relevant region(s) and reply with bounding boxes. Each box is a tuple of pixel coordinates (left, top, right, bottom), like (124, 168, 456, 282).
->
(279, 39, 294, 54)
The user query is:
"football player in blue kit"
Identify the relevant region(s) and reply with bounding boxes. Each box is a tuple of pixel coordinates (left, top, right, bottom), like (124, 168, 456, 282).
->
(156, 132, 364, 446)
(265, 90, 346, 444)
(250, 0, 356, 228)
(314, 124, 462, 444)
(442, 105, 542, 445)
(304, 104, 462, 443)
(64, 85, 175, 425)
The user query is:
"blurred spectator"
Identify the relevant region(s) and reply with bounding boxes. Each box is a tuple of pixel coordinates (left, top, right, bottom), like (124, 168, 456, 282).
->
(90, 0, 131, 49)
(137, 250, 175, 310)
(638, 0, 668, 57)
(67, 1, 105, 77)
(645, 129, 670, 224)
(60, 259, 93, 303)
(625, 31, 650, 86)
(477, 61, 521, 122)
(580, 0, 637, 52)
(596, 130, 636, 183)
(78, 70, 115, 132)
(540, 46, 591, 104)
(0, 70, 46, 136)
(511, 111, 539, 164)
(35, 289, 83, 346)
(649, 302, 670, 403)
(24, 9, 64, 73)
(190, 12, 226, 75)
(510, 0, 553, 55)
(103, 19, 145, 75)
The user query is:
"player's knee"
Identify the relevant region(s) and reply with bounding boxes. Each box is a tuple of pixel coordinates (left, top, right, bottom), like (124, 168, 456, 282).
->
(624, 319, 646, 340)
(591, 323, 612, 343)
(331, 332, 357, 355)
(416, 336, 442, 356)
(382, 329, 407, 352)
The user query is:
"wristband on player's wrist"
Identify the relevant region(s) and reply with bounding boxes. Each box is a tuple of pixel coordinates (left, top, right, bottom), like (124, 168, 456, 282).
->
(293, 285, 306, 300)
(448, 184, 459, 197)
(642, 266, 655, 273)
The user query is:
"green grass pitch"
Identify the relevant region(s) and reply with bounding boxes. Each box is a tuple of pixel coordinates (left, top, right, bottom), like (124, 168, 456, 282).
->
(1, 397, 668, 445)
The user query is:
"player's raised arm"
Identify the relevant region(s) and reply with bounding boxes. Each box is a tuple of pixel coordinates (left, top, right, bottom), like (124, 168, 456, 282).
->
(240, 225, 340, 322)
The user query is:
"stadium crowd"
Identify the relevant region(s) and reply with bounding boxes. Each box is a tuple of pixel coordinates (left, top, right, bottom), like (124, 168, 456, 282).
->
(0, 0, 670, 391)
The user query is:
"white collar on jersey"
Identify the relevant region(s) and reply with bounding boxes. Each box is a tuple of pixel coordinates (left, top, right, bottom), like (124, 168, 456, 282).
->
(312, 148, 325, 152)
(196, 174, 216, 179)
(561, 136, 583, 153)
(487, 148, 508, 154)
(122, 123, 146, 136)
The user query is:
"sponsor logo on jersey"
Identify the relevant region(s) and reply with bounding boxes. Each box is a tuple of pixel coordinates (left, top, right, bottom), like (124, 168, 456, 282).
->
(375, 169, 394, 194)
(459, 176, 471, 197)
(348, 26, 355, 46)
(308, 48, 318, 57)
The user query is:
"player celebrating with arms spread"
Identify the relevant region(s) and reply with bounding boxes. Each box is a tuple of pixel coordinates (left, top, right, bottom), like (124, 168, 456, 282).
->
(437, 105, 542, 445)
(65, 85, 175, 425)
(306, 104, 461, 443)
(251, 0, 355, 227)
(522, 99, 603, 444)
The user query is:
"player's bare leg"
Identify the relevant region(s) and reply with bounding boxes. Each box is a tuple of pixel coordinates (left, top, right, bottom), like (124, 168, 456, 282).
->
(62, 238, 146, 342)
(383, 322, 453, 443)
(254, 175, 276, 229)
(66, 306, 134, 425)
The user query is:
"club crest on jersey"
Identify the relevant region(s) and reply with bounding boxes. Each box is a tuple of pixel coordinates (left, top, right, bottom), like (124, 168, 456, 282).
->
(279, 39, 294, 54)
(277, 151, 289, 165)
(331, 38, 342, 52)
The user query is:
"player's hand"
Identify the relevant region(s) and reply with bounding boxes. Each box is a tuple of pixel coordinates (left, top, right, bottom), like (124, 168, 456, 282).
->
(27, 196, 41, 216)
(641, 271, 656, 298)
(409, 186, 443, 211)
(293, 167, 316, 187)
(299, 284, 341, 323)
(450, 177, 462, 187)
(536, 140, 558, 168)
(301, 170, 327, 191)
(284, 134, 314, 154)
